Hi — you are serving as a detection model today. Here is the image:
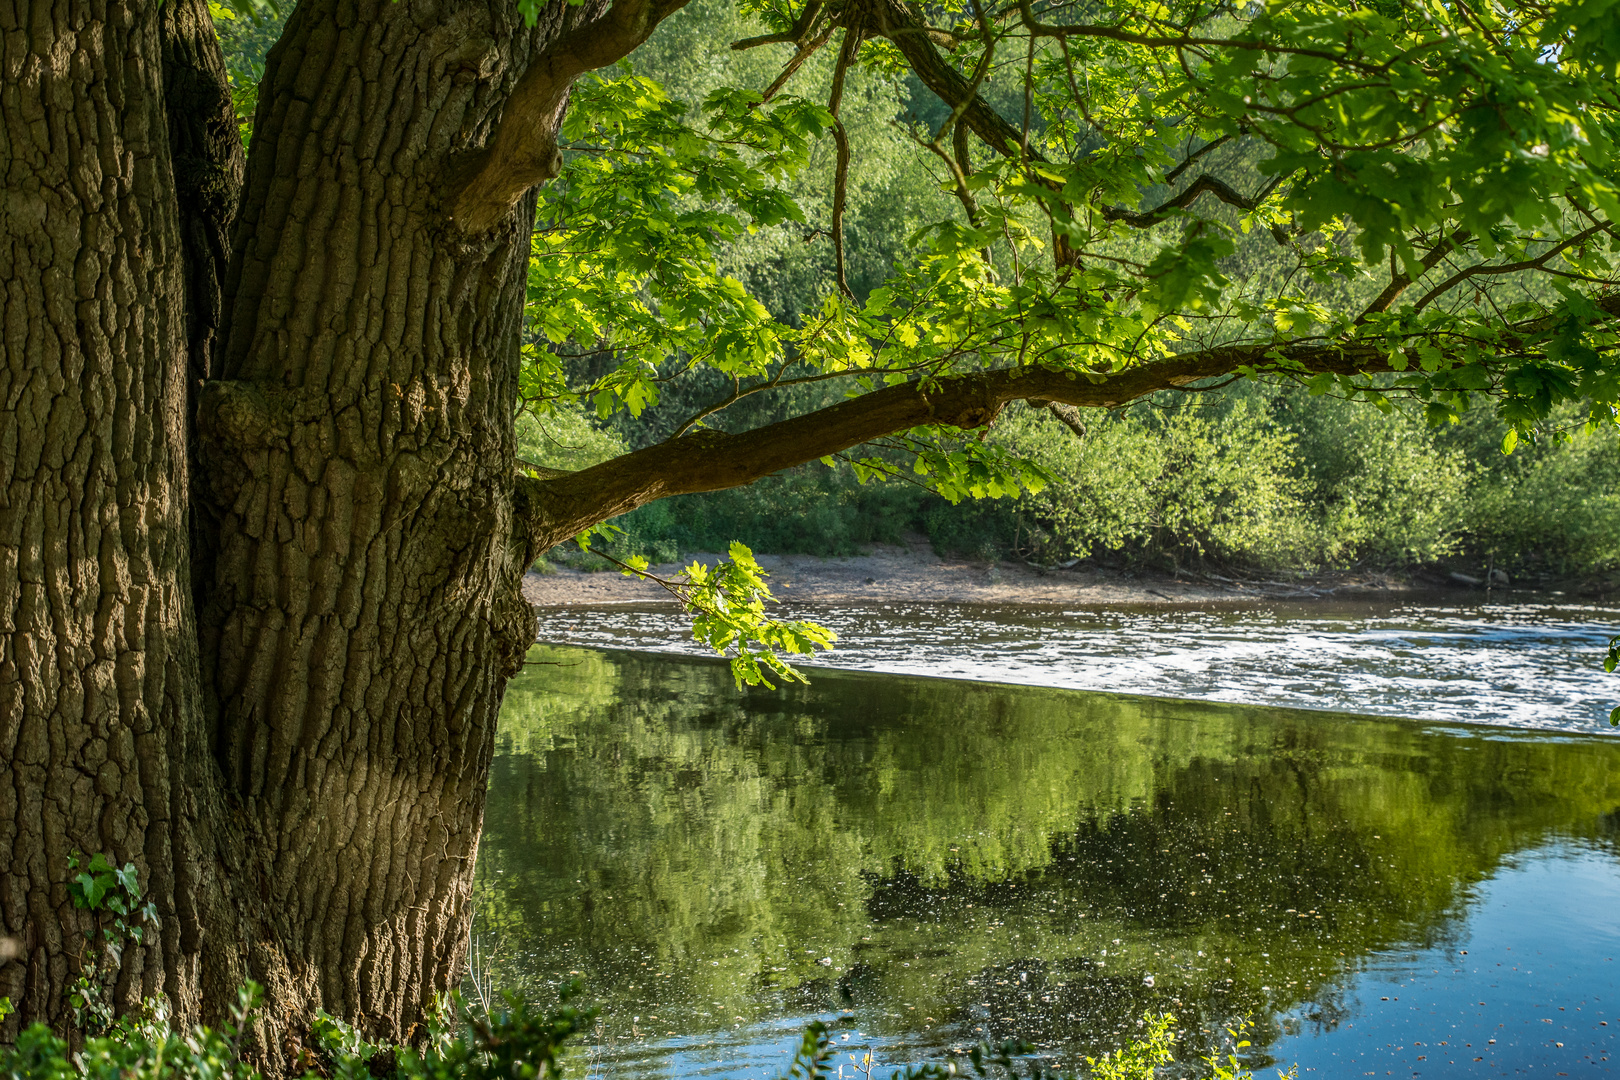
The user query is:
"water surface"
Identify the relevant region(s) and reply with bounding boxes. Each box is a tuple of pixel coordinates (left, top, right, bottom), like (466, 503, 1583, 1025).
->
(476, 648, 1620, 1078)
(531, 600, 1620, 733)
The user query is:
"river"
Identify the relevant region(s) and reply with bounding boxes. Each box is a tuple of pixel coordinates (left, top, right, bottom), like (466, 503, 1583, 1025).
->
(530, 598, 1620, 731)
(471, 600, 1620, 1078)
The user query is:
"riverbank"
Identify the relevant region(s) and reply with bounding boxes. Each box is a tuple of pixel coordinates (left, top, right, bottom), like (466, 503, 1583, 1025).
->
(523, 534, 1445, 608)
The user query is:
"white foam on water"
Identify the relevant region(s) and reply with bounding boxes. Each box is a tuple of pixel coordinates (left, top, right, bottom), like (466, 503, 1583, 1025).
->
(534, 600, 1620, 732)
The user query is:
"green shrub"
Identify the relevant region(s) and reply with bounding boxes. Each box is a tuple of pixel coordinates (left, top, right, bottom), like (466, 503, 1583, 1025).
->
(0, 983, 593, 1080)
(0, 996, 1287, 1080)
(991, 401, 1315, 571)
(0, 985, 262, 1080)
(1458, 420, 1620, 573)
(1263, 389, 1471, 567)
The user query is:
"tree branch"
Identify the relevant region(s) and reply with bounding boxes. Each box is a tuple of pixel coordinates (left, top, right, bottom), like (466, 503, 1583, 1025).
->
(1357, 229, 1471, 319)
(1411, 224, 1612, 313)
(515, 276, 1620, 554)
(869, 0, 1028, 157)
(827, 20, 863, 298)
(448, 0, 694, 234)
(521, 340, 1401, 548)
(1101, 172, 1284, 229)
(756, 24, 835, 104)
(732, 0, 825, 50)
(1042, 400, 1087, 438)
(520, 276, 1620, 553)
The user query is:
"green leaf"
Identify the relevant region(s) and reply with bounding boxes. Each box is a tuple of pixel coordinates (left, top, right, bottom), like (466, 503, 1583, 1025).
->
(114, 862, 140, 899)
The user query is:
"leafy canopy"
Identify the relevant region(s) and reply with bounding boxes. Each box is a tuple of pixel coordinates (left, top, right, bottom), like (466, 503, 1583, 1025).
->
(525, 0, 1620, 438)
(512, 0, 1620, 681)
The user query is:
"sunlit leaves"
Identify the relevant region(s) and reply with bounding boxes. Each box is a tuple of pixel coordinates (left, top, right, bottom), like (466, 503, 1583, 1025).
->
(522, 0, 1620, 559)
(524, 67, 829, 422)
(612, 542, 837, 686)
(1607, 635, 1620, 725)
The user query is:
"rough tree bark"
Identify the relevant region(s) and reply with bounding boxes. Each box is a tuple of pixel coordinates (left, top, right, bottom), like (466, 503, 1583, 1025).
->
(0, 0, 677, 1062)
(0, 0, 214, 1035)
(191, 0, 576, 1045)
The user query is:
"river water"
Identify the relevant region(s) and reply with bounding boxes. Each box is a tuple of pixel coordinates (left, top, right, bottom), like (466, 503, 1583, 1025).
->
(530, 598, 1620, 732)
(475, 601, 1620, 1078)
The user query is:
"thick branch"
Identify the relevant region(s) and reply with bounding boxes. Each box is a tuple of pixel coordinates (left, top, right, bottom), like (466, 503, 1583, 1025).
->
(1043, 400, 1087, 438)
(520, 340, 1400, 548)
(870, 0, 1028, 157)
(521, 278, 1620, 550)
(731, 0, 824, 50)
(827, 21, 862, 297)
(448, 0, 693, 233)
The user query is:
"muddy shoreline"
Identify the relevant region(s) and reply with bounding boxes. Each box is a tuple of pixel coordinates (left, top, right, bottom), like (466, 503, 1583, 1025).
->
(520, 535, 1583, 609)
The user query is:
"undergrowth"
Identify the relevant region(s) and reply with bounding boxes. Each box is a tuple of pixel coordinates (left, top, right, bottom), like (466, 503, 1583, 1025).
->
(0, 989, 1289, 1080)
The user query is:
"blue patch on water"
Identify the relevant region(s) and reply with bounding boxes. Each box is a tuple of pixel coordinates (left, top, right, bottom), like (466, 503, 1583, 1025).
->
(1269, 844, 1620, 1077)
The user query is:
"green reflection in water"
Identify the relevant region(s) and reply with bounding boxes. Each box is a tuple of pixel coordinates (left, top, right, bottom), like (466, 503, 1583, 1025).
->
(473, 646, 1620, 1073)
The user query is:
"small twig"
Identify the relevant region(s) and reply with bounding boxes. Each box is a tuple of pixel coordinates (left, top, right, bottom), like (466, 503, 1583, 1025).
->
(826, 18, 865, 299)
(1012, 0, 1392, 73)
(758, 24, 835, 104)
(586, 545, 701, 608)
(1100, 172, 1286, 229)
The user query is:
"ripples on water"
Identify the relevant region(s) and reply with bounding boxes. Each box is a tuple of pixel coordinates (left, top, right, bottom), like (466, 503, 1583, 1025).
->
(480, 650, 1620, 1080)
(533, 599, 1620, 732)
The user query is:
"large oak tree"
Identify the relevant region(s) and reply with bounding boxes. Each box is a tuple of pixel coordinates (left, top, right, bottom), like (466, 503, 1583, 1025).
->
(1, 0, 1616, 1066)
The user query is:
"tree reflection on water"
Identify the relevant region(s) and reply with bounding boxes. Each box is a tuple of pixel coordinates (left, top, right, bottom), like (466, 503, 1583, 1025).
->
(473, 647, 1620, 1077)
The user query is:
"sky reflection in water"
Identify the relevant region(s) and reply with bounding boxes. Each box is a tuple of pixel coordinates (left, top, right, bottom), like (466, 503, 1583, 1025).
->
(478, 647, 1620, 1079)
(531, 599, 1620, 732)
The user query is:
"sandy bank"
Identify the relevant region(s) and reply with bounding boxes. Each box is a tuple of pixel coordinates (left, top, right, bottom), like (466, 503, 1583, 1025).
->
(521, 534, 1424, 609)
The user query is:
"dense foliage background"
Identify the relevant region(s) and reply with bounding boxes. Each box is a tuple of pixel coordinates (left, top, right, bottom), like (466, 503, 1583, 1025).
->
(220, 0, 1620, 584)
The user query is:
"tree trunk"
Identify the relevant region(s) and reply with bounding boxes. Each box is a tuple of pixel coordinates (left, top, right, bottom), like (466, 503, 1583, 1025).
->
(0, 0, 215, 1035)
(188, 0, 606, 1053)
(1, 0, 593, 1061)
(0, 0, 1290, 1059)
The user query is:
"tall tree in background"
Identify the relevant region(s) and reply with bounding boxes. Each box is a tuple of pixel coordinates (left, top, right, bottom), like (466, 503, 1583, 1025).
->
(1, 0, 1617, 1068)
